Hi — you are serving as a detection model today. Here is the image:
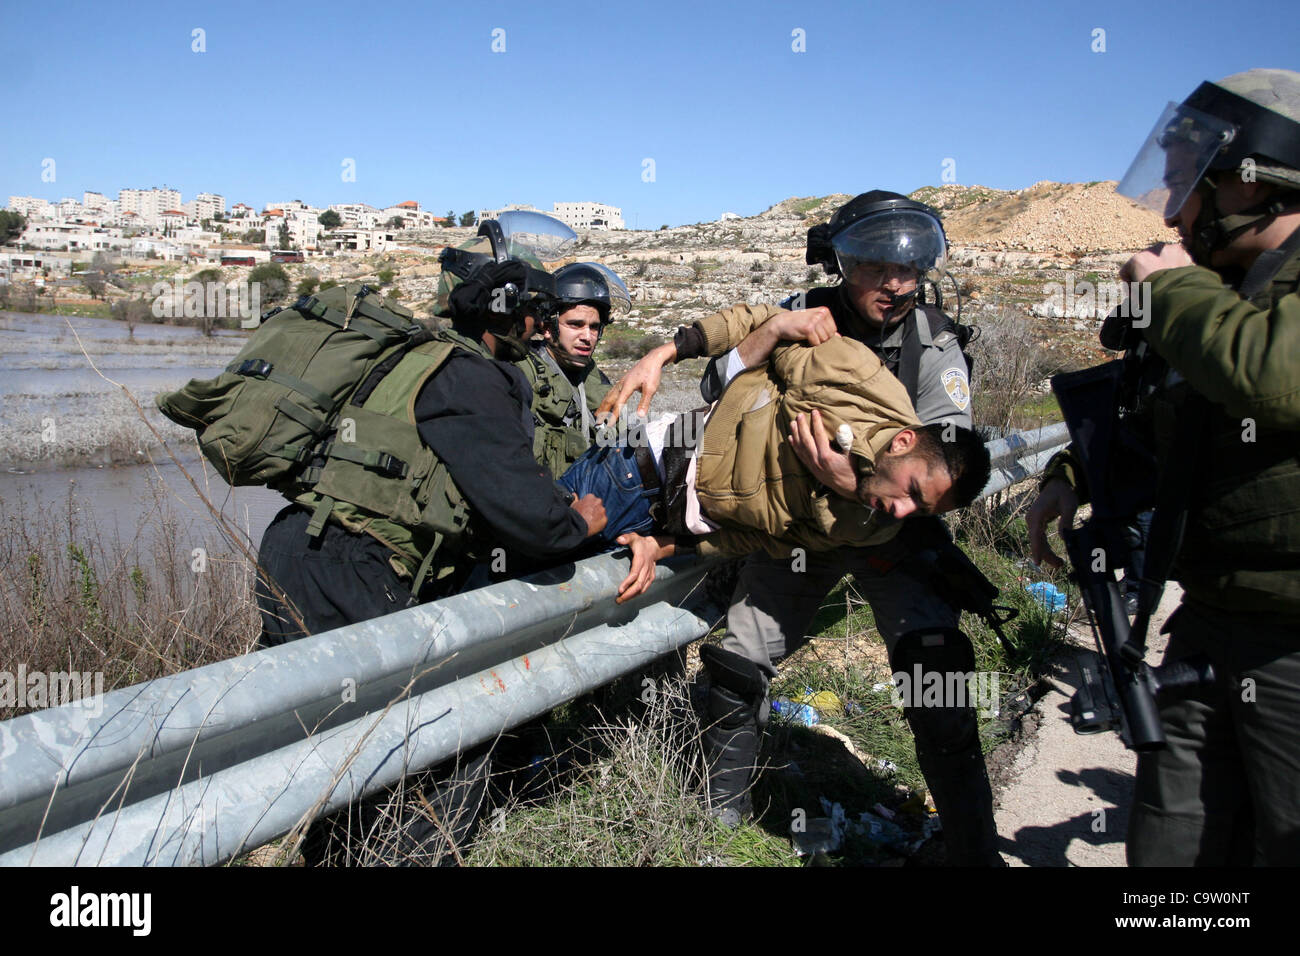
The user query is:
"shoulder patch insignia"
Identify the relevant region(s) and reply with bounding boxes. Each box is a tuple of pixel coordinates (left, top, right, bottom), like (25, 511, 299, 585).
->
(942, 367, 971, 411)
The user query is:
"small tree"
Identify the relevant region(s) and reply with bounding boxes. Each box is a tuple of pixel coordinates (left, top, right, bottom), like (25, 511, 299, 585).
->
(445, 210, 456, 226)
(296, 275, 319, 296)
(458, 211, 475, 227)
(111, 296, 152, 338)
(78, 251, 110, 300)
(318, 209, 342, 230)
(249, 263, 291, 304)
(241, 228, 265, 244)
(385, 216, 405, 230)
(278, 223, 292, 250)
(0, 210, 26, 242)
(376, 268, 395, 285)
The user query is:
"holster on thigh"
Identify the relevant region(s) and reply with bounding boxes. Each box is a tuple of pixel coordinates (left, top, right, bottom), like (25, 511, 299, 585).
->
(890, 628, 979, 754)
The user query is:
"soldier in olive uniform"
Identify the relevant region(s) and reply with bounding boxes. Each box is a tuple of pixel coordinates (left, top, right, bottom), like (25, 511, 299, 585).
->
(514, 262, 630, 477)
(1029, 69, 1300, 866)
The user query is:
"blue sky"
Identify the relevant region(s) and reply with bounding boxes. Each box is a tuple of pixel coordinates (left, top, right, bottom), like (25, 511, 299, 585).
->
(3, 0, 1297, 227)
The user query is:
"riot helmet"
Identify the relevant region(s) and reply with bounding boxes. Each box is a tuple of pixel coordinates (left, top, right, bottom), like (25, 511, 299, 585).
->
(436, 211, 577, 317)
(806, 191, 949, 321)
(807, 191, 948, 281)
(447, 255, 560, 361)
(552, 262, 632, 326)
(1117, 69, 1300, 260)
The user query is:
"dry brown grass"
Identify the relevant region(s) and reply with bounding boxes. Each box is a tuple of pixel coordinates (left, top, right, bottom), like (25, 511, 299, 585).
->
(0, 484, 260, 721)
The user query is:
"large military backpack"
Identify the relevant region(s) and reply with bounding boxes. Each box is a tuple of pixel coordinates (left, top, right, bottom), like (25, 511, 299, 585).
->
(157, 283, 433, 493)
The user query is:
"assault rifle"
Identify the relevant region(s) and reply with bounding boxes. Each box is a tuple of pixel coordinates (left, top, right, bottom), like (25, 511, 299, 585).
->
(1050, 354, 1214, 751)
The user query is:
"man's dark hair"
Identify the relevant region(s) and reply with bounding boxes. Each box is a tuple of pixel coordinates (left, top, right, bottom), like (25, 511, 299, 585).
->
(912, 423, 991, 509)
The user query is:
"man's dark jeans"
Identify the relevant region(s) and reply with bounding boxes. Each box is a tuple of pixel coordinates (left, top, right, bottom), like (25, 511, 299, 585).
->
(558, 444, 658, 545)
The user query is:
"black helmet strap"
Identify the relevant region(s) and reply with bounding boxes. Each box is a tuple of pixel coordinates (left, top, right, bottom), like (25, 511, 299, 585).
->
(1189, 177, 1300, 263)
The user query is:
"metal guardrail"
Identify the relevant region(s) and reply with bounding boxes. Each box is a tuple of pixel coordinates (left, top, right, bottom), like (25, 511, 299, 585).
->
(981, 423, 1069, 498)
(0, 424, 1065, 866)
(0, 553, 718, 866)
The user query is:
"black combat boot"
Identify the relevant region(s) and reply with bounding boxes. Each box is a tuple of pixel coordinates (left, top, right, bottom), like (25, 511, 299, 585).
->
(699, 644, 768, 826)
(702, 682, 761, 825)
(914, 736, 1004, 866)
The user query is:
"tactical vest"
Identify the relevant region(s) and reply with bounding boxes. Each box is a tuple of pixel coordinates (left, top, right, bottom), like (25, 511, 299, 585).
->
(1170, 240, 1300, 614)
(515, 345, 611, 477)
(788, 286, 970, 405)
(295, 331, 475, 595)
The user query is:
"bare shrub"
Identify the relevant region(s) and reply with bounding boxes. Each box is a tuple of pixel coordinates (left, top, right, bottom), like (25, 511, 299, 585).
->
(600, 332, 665, 362)
(968, 307, 1060, 434)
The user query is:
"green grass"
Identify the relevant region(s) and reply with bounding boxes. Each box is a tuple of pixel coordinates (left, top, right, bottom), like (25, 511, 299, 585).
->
(465, 672, 801, 867)
(790, 197, 826, 215)
(1014, 394, 1063, 423)
(33, 301, 114, 318)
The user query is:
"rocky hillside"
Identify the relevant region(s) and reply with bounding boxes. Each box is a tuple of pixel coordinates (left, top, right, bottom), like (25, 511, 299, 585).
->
(911, 181, 1178, 254)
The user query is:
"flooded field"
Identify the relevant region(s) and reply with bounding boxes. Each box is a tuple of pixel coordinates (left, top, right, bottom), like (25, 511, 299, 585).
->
(0, 310, 244, 470)
(0, 459, 285, 561)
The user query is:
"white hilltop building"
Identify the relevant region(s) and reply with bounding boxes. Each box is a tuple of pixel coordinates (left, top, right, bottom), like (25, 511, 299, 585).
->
(475, 201, 625, 231)
(552, 201, 624, 231)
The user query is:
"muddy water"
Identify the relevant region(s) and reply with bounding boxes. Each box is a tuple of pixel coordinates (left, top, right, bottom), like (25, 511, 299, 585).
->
(0, 458, 287, 559)
(0, 310, 245, 470)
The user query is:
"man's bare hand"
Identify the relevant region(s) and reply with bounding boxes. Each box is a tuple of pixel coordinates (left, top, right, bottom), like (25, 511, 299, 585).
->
(1119, 242, 1195, 284)
(736, 307, 840, 368)
(789, 409, 857, 499)
(597, 342, 677, 423)
(572, 493, 607, 538)
(1026, 478, 1079, 569)
(615, 532, 675, 603)
(773, 307, 839, 346)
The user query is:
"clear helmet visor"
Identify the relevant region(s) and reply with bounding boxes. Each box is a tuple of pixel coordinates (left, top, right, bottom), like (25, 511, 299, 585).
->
(495, 210, 578, 263)
(558, 262, 632, 315)
(831, 209, 948, 283)
(1117, 101, 1237, 218)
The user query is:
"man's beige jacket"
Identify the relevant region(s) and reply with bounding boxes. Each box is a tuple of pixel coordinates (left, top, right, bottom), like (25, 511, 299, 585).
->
(694, 332, 921, 557)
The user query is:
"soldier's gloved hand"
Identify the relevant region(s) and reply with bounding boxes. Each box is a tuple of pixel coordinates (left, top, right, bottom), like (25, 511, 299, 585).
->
(571, 493, 608, 538)
(1100, 305, 1142, 352)
(1027, 478, 1079, 569)
(448, 260, 528, 319)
